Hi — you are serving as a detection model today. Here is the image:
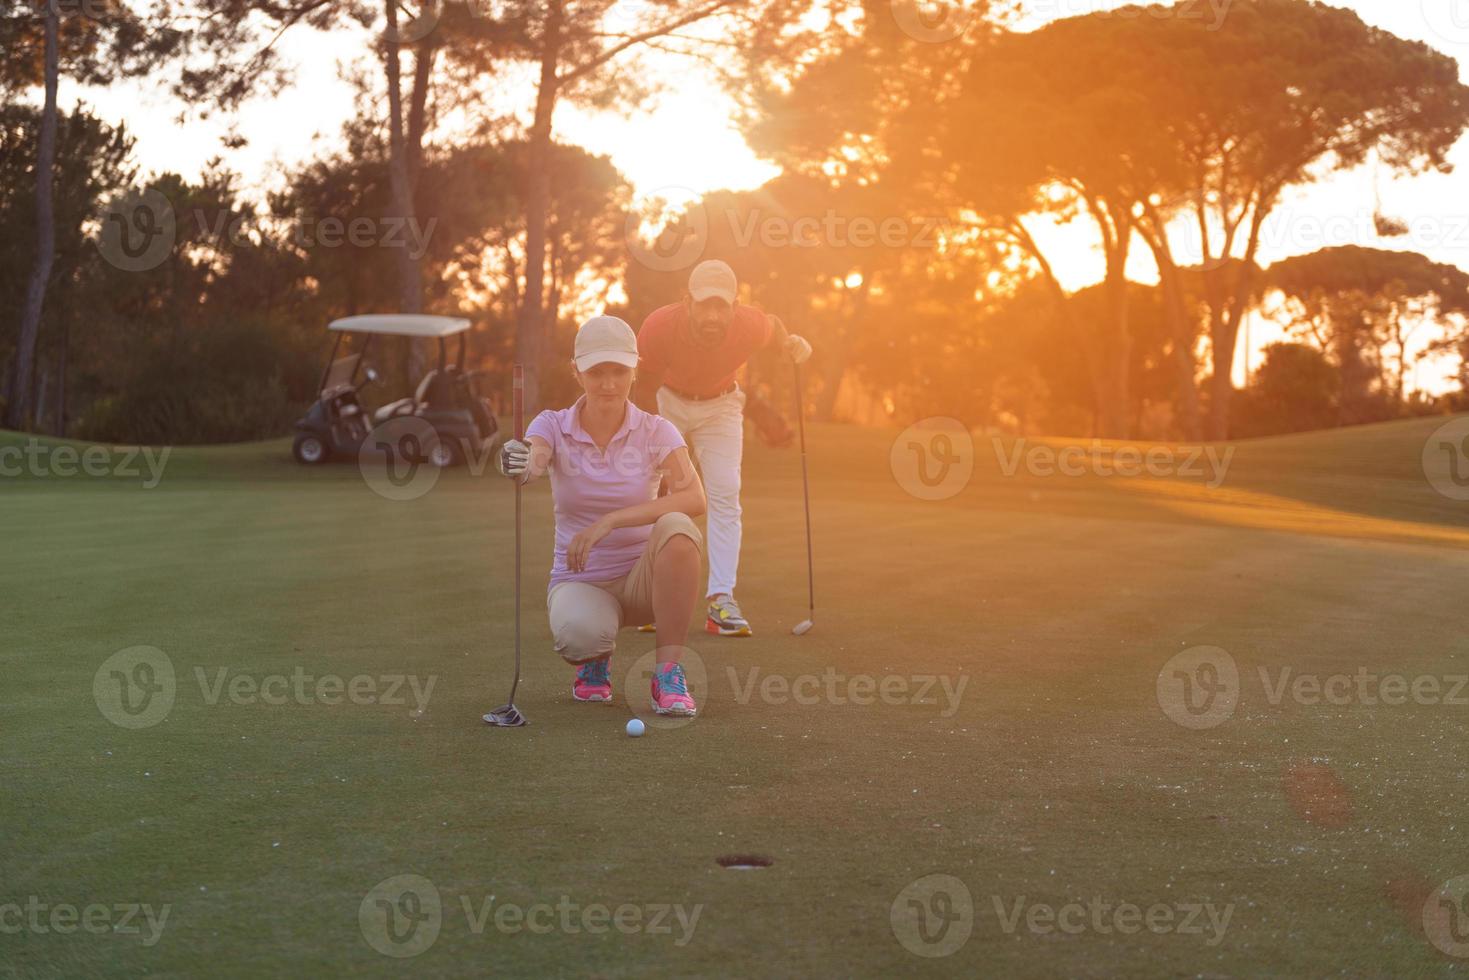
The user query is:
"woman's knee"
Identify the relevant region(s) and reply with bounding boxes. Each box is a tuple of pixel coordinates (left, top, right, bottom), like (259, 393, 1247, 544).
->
(653, 513, 702, 560)
(553, 618, 617, 664)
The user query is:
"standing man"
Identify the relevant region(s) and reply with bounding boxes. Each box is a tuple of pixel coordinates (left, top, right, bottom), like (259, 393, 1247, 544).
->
(636, 259, 813, 637)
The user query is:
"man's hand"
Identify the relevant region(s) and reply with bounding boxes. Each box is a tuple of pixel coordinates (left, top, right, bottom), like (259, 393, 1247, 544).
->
(783, 333, 812, 365)
(567, 517, 614, 573)
(497, 438, 530, 481)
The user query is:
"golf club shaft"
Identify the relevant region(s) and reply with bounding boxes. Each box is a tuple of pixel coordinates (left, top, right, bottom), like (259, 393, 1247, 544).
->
(794, 362, 814, 618)
(509, 364, 524, 705)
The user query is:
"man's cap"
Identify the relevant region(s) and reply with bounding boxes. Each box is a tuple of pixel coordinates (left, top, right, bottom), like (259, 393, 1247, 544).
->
(573, 315, 639, 372)
(688, 259, 737, 304)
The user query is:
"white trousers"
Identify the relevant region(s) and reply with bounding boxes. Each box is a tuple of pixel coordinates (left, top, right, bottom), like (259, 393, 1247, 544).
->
(656, 385, 745, 598)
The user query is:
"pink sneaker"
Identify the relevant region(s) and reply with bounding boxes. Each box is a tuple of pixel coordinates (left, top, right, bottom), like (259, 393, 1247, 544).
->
(573, 657, 612, 702)
(651, 662, 697, 716)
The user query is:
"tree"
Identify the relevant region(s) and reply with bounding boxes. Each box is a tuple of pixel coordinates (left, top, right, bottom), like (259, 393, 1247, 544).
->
(738, 0, 1001, 421)
(2, 0, 178, 430)
(953, 15, 1173, 438)
(1268, 246, 1469, 424)
(1233, 342, 1339, 437)
(941, 0, 1469, 440)
(1121, 0, 1469, 438)
(178, 0, 799, 410)
(483, 0, 744, 412)
(272, 132, 629, 404)
(0, 105, 134, 434)
(174, 0, 517, 380)
(620, 171, 977, 424)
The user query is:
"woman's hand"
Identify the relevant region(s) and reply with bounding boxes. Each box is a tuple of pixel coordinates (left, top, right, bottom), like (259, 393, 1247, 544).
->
(497, 438, 530, 482)
(567, 517, 615, 573)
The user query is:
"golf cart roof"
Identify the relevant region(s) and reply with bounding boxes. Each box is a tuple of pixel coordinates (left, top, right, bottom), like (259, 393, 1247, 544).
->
(328, 314, 472, 338)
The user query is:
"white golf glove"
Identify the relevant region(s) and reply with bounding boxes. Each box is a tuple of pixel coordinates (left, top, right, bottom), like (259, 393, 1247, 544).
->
(785, 333, 813, 365)
(498, 438, 531, 481)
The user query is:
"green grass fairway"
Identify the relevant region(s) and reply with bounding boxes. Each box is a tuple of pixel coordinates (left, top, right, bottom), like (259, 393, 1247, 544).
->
(5, 416, 1469, 976)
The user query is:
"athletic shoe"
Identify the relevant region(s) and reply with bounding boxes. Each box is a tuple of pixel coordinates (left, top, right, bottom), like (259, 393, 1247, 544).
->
(650, 662, 697, 716)
(705, 594, 752, 637)
(636, 623, 656, 633)
(573, 657, 613, 702)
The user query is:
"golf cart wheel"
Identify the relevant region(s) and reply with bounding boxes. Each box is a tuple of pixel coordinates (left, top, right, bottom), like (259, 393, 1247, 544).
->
(427, 438, 460, 468)
(293, 434, 329, 465)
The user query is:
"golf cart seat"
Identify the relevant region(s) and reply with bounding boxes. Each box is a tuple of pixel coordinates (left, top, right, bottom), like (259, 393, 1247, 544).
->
(372, 397, 415, 424)
(371, 367, 453, 424)
(419, 366, 456, 408)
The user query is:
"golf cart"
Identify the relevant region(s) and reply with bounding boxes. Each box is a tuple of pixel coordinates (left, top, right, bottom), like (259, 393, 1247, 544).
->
(292, 314, 499, 467)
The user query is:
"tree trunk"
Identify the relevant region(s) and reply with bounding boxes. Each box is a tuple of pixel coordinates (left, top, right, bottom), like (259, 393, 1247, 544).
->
(1099, 263, 1132, 440)
(814, 271, 871, 421)
(1162, 273, 1201, 440)
(1072, 194, 1132, 439)
(1335, 309, 1374, 425)
(1206, 203, 1269, 440)
(6, 8, 59, 432)
(35, 363, 49, 433)
(1089, 198, 1132, 440)
(814, 345, 847, 422)
(1391, 315, 1409, 406)
(1009, 217, 1103, 427)
(55, 313, 68, 437)
(384, 0, 426, 379)
(1206, 320, 1238, 440)
(517, 0, 563, 415)
(546, 231, 562, 354)
(1138, 223, 1201, 440)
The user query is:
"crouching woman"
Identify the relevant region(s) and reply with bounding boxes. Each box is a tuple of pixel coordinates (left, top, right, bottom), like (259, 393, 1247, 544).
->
(498, 316, 706, 715)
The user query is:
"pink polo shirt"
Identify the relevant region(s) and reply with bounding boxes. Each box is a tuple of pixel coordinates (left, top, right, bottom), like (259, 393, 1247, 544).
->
(525, 397, 687, 588)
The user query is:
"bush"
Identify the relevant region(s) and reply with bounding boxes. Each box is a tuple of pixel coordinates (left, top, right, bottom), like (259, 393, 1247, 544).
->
(75, 319, 317, 445)
(1234, 343, 1339, 437)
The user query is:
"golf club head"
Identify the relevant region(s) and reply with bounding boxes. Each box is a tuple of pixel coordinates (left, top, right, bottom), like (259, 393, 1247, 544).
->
(791, 619, 814, 636)
(483, 703, 527, 727)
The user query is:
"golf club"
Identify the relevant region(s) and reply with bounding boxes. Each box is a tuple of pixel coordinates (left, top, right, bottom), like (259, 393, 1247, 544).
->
(484, 363, 528, 727)
(792, 360, 815, 636)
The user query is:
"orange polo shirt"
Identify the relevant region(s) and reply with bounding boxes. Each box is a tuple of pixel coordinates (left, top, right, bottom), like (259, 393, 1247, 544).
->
(636, 303, 773, 397)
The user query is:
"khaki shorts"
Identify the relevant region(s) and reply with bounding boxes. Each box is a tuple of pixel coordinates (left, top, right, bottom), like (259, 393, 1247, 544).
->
(547, 512, 704, 664)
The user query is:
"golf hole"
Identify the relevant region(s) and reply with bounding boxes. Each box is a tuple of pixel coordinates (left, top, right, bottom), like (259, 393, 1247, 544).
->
(716, 855, 773, 870)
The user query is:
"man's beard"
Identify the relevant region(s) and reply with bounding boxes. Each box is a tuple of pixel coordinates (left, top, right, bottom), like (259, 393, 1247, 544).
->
(693, 324, 727, 347)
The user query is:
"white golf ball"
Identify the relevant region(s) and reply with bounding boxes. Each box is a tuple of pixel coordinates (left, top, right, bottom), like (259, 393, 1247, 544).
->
(626, 718, 645, 738)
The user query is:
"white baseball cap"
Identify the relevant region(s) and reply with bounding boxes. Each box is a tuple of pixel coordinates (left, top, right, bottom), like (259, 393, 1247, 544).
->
(573, 315, 639, 372)
(688, 259, 737, 304)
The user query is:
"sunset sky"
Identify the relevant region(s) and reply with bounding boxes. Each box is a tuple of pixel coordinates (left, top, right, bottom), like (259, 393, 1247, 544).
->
(58, 0, 1469, 392)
